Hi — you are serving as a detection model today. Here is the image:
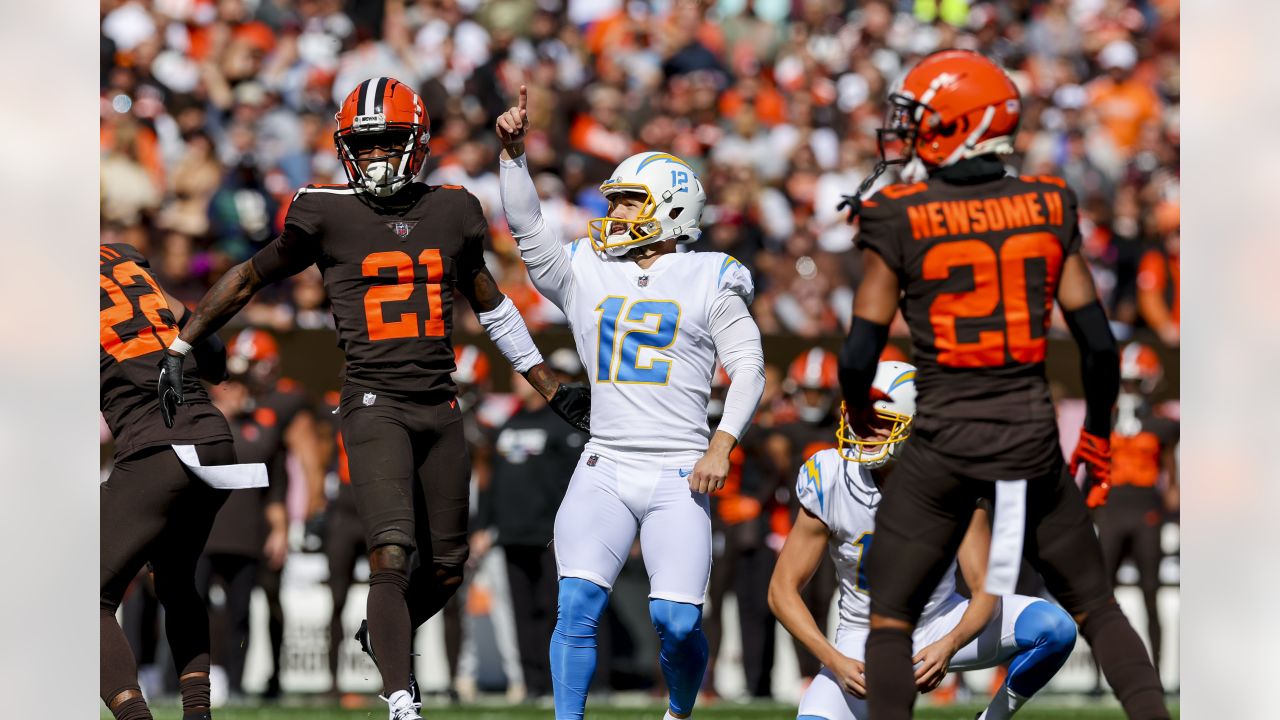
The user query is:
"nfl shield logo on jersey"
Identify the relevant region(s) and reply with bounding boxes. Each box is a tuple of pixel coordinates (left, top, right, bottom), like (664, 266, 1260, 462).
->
(362, 392, 377, 406)
(637, 275, 649, 287)
(387, 221, 416, 238)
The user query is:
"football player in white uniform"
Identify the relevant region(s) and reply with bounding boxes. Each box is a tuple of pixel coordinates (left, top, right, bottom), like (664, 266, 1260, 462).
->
(769, 362, 1077, 720)
(496, 87, 766, 720)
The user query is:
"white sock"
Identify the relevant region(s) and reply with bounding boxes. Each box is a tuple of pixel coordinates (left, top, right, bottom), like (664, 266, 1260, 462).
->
(664, 711, 687, 720)
(387, 689, 415, 707)
(979, 683, 1029, 719)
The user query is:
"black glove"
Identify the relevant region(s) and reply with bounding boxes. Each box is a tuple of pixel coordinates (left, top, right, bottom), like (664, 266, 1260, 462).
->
(836, 193, 865, 223)
(157, 351, 186, 429)
(548, 383, 591, 433)
(192, 333, 229, 384)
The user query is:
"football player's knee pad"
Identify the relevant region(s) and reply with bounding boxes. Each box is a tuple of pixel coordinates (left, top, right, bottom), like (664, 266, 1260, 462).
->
(432, 543, 469, 578)
(429, 560, 465, 597)
(369, 544, 411, 590)
(1015, 601, 1077, 657)
(1007, 600, 1077, 698)
(648, 598, 704, 644)
(555, 577, 609, 641)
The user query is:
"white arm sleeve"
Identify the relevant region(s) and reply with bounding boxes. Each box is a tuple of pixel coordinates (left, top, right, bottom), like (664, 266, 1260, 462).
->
(709, 292, 765, 441)
(499, 153, 574, 309)
(477, 296, 544, 374)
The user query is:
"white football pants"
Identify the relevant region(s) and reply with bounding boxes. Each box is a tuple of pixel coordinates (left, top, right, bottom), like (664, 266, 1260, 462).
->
(797, 594, 1047, 720)
(553, 450, 711, 605)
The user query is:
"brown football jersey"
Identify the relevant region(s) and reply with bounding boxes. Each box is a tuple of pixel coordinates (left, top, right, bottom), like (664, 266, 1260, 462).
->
(251, 182, 487, 398)
(100, 243, 231, 459)
(857, 174, 1081, 477)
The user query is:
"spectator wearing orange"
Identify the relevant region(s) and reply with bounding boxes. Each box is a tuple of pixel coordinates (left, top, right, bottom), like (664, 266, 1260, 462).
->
(1087, 40, 1161, 157)
(1137, 201, 1179, 346)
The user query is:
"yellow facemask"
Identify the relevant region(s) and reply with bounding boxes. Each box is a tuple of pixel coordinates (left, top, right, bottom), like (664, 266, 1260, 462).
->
(588, 183, 663, 254)
(835, 400, 914, 465)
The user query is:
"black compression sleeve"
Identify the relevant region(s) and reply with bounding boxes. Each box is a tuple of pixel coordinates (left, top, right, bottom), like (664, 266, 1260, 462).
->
(1063, 301, 1119, 437)
(838, 316, 889, 410)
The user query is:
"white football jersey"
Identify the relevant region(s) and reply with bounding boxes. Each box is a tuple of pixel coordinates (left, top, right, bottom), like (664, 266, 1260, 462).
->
(555, 242, 753, 456)
(795, 448, 959, 636)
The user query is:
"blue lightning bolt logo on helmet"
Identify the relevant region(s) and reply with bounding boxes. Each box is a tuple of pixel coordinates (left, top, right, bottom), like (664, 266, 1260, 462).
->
(587, 151, 707, 256)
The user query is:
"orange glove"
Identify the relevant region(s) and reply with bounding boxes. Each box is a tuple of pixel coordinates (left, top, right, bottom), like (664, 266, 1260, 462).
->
(1070, 429, 1111, 508)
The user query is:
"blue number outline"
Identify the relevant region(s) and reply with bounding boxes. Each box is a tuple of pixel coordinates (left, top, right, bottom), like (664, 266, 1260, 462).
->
(850, 532, 873, 594)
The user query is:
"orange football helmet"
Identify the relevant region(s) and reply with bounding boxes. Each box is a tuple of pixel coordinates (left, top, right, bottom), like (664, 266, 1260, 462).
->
(1119, 342, 1162, 395)
(879, 50, 1021, 170)
(787, 348, 839, 423)
(227, 328, 281, 386)
(453, 344, 492, 387)
(334, 77, 430, 197)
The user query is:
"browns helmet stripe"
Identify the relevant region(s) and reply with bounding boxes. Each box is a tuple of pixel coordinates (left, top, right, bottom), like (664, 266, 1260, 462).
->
(373, 77, 389, 114)
(356, 78, 371, 115)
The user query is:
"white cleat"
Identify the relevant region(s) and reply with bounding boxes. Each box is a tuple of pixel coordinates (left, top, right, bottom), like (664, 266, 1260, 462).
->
(382, 689, 423, 720)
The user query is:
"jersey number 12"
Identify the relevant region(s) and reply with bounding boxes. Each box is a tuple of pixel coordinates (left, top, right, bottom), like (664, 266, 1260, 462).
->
(595, 297, 681, 385)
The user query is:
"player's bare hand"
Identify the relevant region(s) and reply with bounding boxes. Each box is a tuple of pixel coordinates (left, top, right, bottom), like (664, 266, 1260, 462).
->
(495, 85, 529, 152)
(469, 528, 494, 562)
(912, 638, 957, 692)
(688, 448, 730, 494)
(828, 654, 867, 698)
(264, 528, 288, 570)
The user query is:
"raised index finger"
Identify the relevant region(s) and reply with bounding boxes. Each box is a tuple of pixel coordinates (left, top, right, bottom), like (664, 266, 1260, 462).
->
(518, 84, 528, 112)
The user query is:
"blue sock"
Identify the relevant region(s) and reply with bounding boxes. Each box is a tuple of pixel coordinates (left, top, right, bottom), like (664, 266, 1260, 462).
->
(1007, 601, 1077, 697)
(550, 578, 609, 720)
(649, 599, 709, 716)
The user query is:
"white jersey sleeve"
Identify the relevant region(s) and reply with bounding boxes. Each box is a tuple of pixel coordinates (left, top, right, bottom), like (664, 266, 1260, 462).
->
(708, 255, 763, 441)
(499, 153, 574, 310)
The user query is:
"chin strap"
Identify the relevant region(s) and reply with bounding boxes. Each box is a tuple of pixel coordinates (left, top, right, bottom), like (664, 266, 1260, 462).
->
(837, 160, 893, 224)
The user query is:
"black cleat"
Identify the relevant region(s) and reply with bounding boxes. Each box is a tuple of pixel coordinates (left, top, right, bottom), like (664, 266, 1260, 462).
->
(355, 618, 420, 705)
(183, 713, 212, 720)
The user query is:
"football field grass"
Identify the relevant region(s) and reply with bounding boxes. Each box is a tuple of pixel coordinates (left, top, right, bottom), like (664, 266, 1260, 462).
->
(114, 700, 1178, 719)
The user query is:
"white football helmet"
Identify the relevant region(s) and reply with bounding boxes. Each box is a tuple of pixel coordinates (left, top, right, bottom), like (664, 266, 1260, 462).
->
(836, 361, 917, 469)
(588, 151, 706, 256)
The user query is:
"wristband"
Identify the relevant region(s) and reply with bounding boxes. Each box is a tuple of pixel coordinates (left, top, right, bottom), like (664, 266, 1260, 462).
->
(168, 337, 194, 356)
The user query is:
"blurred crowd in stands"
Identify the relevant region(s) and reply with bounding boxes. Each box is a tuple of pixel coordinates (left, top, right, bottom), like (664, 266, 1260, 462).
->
(100, 0, 1180, 346)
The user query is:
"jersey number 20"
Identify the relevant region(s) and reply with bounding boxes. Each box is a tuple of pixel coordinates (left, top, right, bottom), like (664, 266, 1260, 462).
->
(924, 231, 1063, 367)
(595, 297, 681, 384)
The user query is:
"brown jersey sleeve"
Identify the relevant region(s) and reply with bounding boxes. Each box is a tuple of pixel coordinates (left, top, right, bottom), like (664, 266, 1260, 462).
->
(106, 242, 150, 267)
(458, 189, 489, 283)
(855, 189, 906, 273)
(250, 189, 329, 281)
(251, 224, 322, 282)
